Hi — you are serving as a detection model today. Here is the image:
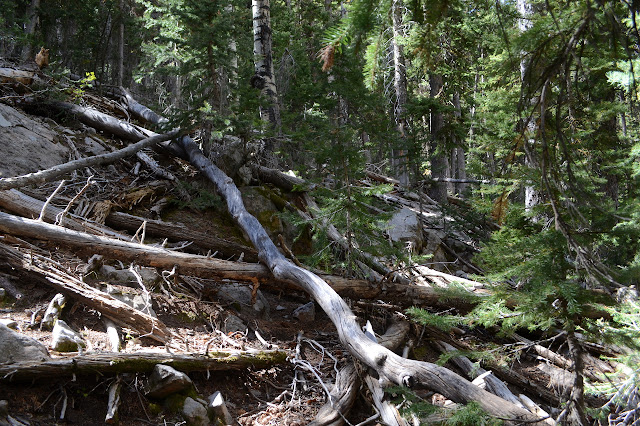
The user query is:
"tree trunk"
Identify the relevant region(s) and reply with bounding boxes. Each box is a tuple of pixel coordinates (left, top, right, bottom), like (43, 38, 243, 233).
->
(428, 73, 448, 203)
(391, 0, 409, 186)
(452, 92, 467, 196)
(252, 0, 281, 132)
(21, 0, 41, 61)
(517, 0, 541, 213)
(116, 0, 125, 87)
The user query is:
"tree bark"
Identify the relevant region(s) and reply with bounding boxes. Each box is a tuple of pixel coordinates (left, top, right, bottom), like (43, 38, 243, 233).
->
(391, 0, 409, 186)
(252, 0, 281, 132)
(21, 0, 41, 61)
(428, 74, 448, 203)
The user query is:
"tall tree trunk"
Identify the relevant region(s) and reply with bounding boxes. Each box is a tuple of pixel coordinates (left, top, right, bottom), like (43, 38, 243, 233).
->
(452, 92, 467, 196)
(252, 0, 281, 133)
(428, 73, 448, 203)
(21, 0, 41, 61)
(116, 0, 125, 87)
(391, 0, 409, 186)
(518, 0, 540, 213)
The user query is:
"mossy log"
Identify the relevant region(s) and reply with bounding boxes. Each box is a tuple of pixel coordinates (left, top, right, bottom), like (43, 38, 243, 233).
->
(0, 350, 287, 381)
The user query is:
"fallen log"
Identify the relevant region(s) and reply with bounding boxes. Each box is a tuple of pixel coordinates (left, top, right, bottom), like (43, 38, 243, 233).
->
(0, 130, 178, 191)
(0, 241, 171, 343)
(174, 134, 546, 423)
(105, 210, 259, 262)
(0, 210, 480, 309)
(0, 349, 287, 381)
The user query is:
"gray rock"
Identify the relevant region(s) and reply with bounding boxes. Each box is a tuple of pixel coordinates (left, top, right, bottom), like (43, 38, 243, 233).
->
(293, 302, 315, 322)
(103, 284, 157, 318)
(146, 365, 193, 399)
(0, 103, 68, 179)
(182, 397, 209, 426)
(423, 229, 449, 270)
(0, 288, 5, 299)
(0, 323, 50, 363)
(223, 314, 246, 335)
(51, 320, 86, 352)
(216, 283, 269, 317)
(387, 208, 423, 252)
(100, 265, 159, 287)
(0, 319, 18, 329)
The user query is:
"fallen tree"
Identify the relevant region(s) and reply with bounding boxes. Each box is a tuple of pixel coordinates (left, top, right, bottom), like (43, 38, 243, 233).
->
(0, 209, 478, 309)
(0, 350, 287, 381)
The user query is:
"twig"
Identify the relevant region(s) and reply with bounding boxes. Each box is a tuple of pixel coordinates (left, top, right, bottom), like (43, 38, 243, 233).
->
(39, 180, 65, 221)
(56, 175, 94, 225)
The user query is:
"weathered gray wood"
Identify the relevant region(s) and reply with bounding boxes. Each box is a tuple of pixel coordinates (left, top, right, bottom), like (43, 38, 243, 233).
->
(0, 241, 171, 343)
(0, 350, 287, 381)
(174, 135, 546, 423)
(105, 211, 259, 262)
(0, 131, 178, 190)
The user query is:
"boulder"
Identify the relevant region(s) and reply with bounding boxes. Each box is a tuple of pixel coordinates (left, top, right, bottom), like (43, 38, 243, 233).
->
(0, 323, 50, 363)
(216, 283, 269, 317)
(146, 365, 193, 399)
(103, 283, 157, 318)
(51, 320, 86, 352)
(222, 314, 246, 335)
(181, 397, 209, 426)
(239, 186, 283, 240)
(0, 103, 68, 178)
(293, 302, 315, 322)
(387, 208, 423, 252)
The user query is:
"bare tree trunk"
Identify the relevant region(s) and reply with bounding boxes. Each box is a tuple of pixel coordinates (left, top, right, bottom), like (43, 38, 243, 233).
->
(391, 0, 409, 186)
(21, 0, 41, 61)
(518, 0, 541, 213)
(252, 0, 281, 133)
(116, 0, 125, 87)
(428, 74, 448, 203)
(452, 92, 467, 196)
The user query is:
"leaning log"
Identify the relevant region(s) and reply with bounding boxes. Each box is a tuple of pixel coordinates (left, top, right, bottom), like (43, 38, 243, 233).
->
(0, 350, 287, 381)
(174, 135, 546, 423)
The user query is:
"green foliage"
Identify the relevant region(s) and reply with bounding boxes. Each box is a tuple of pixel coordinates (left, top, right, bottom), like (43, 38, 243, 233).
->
(390, 386, 503, 426)
(445, 401, 503, 426)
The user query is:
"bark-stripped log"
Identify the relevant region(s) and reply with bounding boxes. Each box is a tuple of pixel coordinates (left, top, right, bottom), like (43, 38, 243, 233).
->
(174, 135, 546, 423)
